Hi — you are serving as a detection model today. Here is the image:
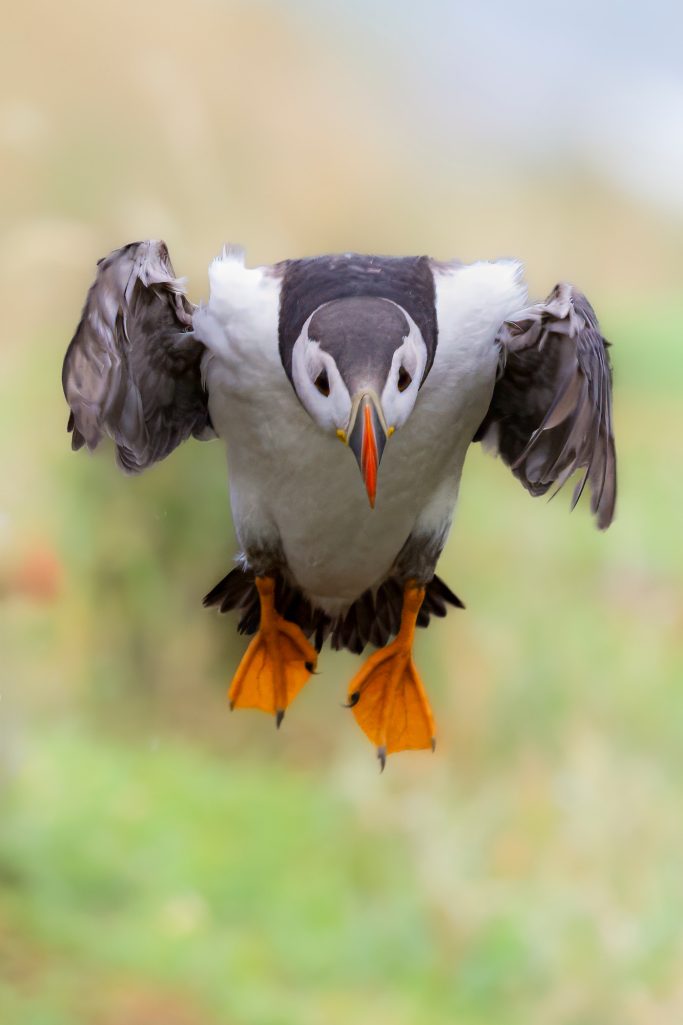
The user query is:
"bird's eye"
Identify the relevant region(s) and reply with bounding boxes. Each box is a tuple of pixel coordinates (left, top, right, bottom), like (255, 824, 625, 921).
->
(314, 368, 330, 396)
(397, 366, 412, 392)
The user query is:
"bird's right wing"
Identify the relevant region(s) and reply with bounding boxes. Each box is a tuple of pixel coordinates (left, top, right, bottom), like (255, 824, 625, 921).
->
(62, 240, 212, 472)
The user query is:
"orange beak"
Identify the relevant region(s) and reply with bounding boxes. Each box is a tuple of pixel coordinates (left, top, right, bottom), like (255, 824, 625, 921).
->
(347, 393, 389, 508)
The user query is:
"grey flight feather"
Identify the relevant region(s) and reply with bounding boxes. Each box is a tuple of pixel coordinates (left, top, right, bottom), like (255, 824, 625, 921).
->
(62, 240, 211, 473)
(477, 282, 617, 530)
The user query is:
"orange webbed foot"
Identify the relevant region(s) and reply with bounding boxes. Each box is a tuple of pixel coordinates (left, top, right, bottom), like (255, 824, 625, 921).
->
(347, 582, 436, 768)
(229, 577, 318, 725)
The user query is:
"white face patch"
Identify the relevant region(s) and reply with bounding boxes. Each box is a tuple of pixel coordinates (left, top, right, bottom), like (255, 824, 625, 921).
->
(380, 310, 428, 431)
(291, 313, 352, 433)
(291, 303, 428, 438)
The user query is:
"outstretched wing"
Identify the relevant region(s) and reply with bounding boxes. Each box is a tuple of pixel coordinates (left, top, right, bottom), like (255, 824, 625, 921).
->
(62, 240, 211, 472)
(476, 283, 616, 529)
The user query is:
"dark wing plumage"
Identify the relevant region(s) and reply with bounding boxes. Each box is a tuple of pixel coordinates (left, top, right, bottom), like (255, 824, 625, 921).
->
(476, 283, 616, 529)
(62, 240, 211, 472)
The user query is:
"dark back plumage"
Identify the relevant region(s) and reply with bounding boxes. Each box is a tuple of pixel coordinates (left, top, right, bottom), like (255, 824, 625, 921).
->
(277, 253, 438, 386)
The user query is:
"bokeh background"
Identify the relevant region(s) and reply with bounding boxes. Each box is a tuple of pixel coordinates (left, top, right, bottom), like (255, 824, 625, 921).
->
(2, 1, 683, 1023)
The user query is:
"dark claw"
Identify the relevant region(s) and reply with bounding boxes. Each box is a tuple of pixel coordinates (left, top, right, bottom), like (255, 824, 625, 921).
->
(377, 745, 387, 773)
(229, 700, 235, 711)
(275, 710, 285, 729)
(304, 661, 315, 672)
(345, 691, 360, 709)
(431, 737, 436, 753)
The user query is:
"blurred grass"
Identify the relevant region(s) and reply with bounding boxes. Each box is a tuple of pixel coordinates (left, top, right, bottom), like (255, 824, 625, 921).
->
(2, 0, 683, 1022)
(1, 301, 682, 1025)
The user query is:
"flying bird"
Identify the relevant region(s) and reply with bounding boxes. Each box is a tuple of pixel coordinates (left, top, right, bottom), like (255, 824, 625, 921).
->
(62, 241, 616, 766)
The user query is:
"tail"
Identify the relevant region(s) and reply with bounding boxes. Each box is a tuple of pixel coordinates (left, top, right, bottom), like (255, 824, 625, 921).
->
(203, 566, 464, 656)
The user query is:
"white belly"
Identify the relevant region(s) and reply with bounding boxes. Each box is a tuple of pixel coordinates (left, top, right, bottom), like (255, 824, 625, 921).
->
(206, 362, 494, 612)
(195, 253, 523, 612)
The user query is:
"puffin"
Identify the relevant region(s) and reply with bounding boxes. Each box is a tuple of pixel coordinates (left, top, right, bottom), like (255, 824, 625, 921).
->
(62, 241, 616, 766)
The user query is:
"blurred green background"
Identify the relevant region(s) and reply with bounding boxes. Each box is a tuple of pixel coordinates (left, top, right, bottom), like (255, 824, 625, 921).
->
(1, 1, 683, 1023)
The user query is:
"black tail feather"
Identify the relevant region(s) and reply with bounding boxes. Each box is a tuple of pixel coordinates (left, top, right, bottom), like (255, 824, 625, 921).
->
(203, 567, 464, 655)
(429, 574, 466, 610)
(202, 566, 255, 611)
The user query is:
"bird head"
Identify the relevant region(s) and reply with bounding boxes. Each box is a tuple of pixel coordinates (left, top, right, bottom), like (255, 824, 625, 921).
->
(291, 297, 428, 507)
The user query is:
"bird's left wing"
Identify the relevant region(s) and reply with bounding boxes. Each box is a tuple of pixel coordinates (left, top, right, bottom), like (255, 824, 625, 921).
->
(63, 240, 211, 472)
(475, 283, 616, 529)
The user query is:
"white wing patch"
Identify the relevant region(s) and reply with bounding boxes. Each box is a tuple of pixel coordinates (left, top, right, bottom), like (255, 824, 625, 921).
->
(193, 246, 281, 368)
(434, 259, 528, 367)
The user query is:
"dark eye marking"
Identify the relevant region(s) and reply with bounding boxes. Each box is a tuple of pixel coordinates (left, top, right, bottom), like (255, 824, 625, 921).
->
(397, 365, 412, 392)
(314, 368, 330, 396)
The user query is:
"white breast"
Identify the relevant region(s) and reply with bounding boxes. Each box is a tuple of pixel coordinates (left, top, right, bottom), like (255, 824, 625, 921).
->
(194, 252, 527, 613)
